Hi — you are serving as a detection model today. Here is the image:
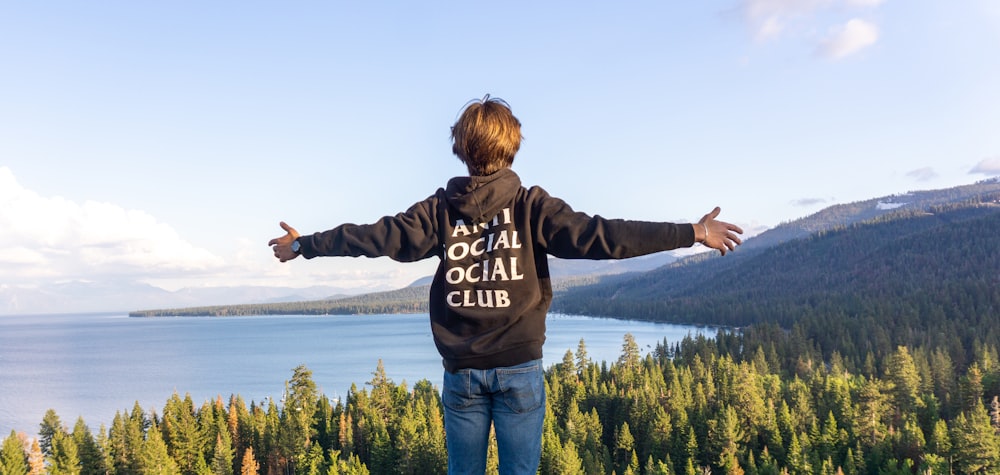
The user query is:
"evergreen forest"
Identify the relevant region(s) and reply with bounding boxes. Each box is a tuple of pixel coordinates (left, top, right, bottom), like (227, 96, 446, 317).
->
(555, 201, 1000, 375)
(3, 331, 1000, 475)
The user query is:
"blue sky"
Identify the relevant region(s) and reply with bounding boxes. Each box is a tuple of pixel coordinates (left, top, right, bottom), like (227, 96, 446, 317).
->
(2, 1, 999, 296)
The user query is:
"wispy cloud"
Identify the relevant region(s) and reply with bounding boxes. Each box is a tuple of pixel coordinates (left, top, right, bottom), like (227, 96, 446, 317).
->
(818, 18, 879, 59)
(844, 0, 886, 7)
(741, 0, 830, 41)
(737, 0, 883, 58)
(0, 167, 225, 286)
(970, 156, 1000, 176)
(791, 197, 830, 207)
(906, 167, 938, 182)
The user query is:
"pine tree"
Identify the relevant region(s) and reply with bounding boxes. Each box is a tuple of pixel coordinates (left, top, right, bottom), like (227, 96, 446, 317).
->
(853, 378, 886, 447)
(707, 405, 744, 475)
(401, 404, 423, 474)
(785, 432, 810, 475)
(261, 397, 282, 474)
(841, 447, 857, 475)
(210, 432, 234, 475)
(556, 438, 584, 474)
(756, 446, 779, 475)
(576, 338, 591, 375)
(107, 411, 131, 475)
(338, 412, 354, 456)
(617, 333, 642, 389)
(959, 363, 985, 413)
(282, 364, 319, 470)
(46, 430, 81, 475)
(230, 396, 254, 475)
(227, 395, 243, 462)
(896, 415, 926, 468)
(816, 411, 840, 465)
(928, 348, 956, 412)
(161, 393, 206, 474)
(301, 443, 326, 475)
(313, 395, 336, 459)
(418, 396, 447, 474)
(1, 430, 29, 475)
(615, 421, 636, 475)
(744, 450, 758, 475)
(540, 415, 562, 475)
(138, 422, 179, 475)
(682, 457, 698, 475)
(732, 361, 767, 432)
(886, 346, 922, 421)
(649, 406, 673, 463)
(239, 447, 259, 475)
(26, 438, 43, 475)
(949, 404, 1000, 474)
(674, 424, 698, 475)
(71, 417, 106, 475)
(926, 418, 951, 458)
(38, 409, 64, 457)
(96, 425, 113, 475)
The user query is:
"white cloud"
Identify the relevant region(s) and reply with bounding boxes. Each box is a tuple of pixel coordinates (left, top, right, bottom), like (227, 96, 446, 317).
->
(741, 0, 831, 40)
(0, 167, 225, 285)
(906, 167, 938, 182)
(819, 18, 879, 59)
(790, 197, 830, 207)
(970, 156, 1000, 176)
(845, 0, 885, 6)
(757, 16, 786, 40)
(738, 0, 883, 57)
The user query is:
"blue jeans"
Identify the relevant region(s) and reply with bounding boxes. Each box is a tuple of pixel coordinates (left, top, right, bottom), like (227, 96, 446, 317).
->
(442, 359, 546, 475)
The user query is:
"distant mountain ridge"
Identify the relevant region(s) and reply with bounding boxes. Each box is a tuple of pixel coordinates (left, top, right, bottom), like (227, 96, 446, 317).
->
(554, 198, 1000, 321)
(551, 184, 1000, 366)
(742, 177, 1000, 251)
(106, 179, 1000, 318)
(0, 282, 365, 316)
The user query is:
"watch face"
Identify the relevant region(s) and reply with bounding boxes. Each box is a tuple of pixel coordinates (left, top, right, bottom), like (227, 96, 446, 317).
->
(291, 240, 301, 252)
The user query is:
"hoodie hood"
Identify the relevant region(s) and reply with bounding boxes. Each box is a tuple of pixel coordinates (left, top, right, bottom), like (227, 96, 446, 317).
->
(444, 168, 522, 223)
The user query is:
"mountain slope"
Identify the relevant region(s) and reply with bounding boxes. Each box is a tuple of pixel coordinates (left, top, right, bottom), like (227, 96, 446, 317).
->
(741, 177, 1000, 251)
(553, 199, 1000, 366)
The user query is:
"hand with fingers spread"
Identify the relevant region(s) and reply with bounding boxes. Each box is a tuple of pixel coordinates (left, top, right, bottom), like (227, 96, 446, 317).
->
(268, 221, 301, 262)
(695, 207, 743, 256)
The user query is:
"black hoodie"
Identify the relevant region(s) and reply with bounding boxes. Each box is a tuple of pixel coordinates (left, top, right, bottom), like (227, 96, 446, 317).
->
(299, 169, 695, 371)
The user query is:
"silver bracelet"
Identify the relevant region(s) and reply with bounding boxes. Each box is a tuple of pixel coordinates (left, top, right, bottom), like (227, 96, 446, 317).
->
(702, 223, 709, 243)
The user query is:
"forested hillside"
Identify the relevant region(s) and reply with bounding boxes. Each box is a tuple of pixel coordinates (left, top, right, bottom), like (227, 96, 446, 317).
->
(555, 200, 1000, 372)
(739, 178, 1000, 251)
(130, 286, 430, 317)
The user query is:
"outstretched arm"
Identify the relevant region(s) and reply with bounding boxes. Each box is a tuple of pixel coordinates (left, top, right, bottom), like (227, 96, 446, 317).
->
(694, 207, 743, 256)
(268, 221, 301, 262)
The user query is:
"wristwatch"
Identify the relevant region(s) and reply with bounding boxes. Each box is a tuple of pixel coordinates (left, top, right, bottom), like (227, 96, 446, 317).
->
(290, 239, 301, 254)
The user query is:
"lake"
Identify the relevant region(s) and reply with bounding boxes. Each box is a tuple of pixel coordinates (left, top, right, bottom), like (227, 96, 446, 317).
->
(0, 312, 711, 436)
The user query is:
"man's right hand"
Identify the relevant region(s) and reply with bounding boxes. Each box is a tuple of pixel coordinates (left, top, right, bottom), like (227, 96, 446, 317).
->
(697, 207, 743, 256)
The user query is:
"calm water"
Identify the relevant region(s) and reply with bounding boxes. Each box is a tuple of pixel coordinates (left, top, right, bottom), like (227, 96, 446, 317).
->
(0, 312, 710, 436)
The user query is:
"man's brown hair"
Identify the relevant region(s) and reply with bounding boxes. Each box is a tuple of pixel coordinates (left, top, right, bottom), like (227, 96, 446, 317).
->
(451, 95, 522, 176)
